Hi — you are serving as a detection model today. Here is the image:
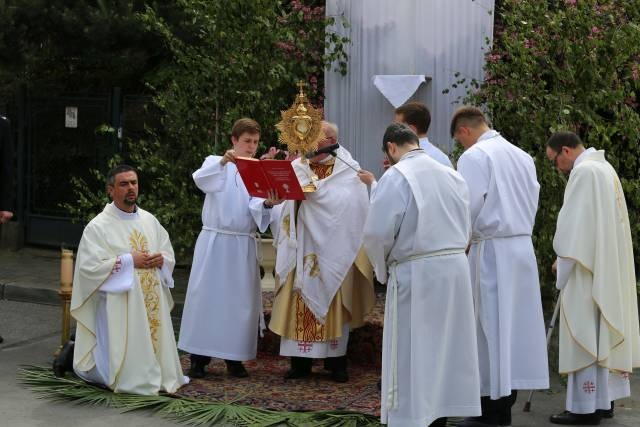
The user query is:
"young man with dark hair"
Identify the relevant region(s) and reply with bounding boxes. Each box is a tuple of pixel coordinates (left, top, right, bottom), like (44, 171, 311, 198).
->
(363, 122, 481, 427)
(453, 106, 549, 427)
(395, 101, 452, 167)
(546, 131, 639, 425)
(178, 118, 283, 379)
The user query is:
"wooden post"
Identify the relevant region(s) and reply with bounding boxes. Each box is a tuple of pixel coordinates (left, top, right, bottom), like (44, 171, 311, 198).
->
(59, 249, 74, 346)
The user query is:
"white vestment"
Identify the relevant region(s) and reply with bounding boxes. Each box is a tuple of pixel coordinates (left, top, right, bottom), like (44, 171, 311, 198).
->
(178, 156, 271, 361)
(364, 150, 481, 427)
(457, 130, 549, 399)
(71, 203, 188, 395)
(554, 148, 640, 412)
(419, 136, 453, 168)
(271, 147, 371, 357)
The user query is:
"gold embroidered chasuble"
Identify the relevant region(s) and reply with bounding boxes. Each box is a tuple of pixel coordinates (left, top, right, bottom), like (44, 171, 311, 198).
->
(70, 203, 186, 395)
(270, 160, 375, 341)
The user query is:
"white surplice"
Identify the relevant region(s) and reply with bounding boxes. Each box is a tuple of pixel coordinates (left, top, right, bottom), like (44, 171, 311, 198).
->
(457, 130, 549, 399)
(71, 203, 188, 395)
(554, 148, 640, 412)
(178, 156, 271, 361)
(363, 150, 481, 427)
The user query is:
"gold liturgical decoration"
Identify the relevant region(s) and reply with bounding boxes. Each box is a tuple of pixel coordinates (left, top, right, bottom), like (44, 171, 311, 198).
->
(276, 81, 324, 192)
(276, 81, 323, 155)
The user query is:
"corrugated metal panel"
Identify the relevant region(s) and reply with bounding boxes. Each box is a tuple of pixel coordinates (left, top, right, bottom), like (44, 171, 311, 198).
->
(325, 0, 495, 174)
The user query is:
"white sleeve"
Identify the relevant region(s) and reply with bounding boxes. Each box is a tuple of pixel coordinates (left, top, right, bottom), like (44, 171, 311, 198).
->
(159, 256, 174, 288)
(556, 257, 575, 290)
(249, 198, 272, 233)
(100, 253, 134, 293)
(457, 151, 490, 224)
(192, 156, 227, 193)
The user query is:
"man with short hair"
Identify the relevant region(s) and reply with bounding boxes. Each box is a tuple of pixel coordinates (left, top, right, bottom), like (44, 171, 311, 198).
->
(452, 106, 549, 427)
(546, 131, 639, 425)
(395, 101, 452, 168)
(363, 122, 480, 427)
(178, 118, 283, 379)
(57, 164, 188, 395)
(269, 120, 375, 382)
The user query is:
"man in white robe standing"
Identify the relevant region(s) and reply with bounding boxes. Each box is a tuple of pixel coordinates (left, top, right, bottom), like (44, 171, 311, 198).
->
(453, 107, 549, 427)
(54, 164, 188, 395)
(178, 118, 282, 378)
(546, 131, 640, 425)
(363, 123, 480, 427)
(269, 121, 375, 382)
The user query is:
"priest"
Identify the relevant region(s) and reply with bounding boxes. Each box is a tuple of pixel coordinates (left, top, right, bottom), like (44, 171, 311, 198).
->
(60, 164, 188, 395)
(363, 123, 480, 427)
(269, 121, 375, 382)
(546, 131, 640, 425)
(453, 106, 549, 427)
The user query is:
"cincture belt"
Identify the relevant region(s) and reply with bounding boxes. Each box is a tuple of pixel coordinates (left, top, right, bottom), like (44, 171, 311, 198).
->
(202, 226, 263, 263)
(201, 226, 266, 335)
(386, 248, 466, 412)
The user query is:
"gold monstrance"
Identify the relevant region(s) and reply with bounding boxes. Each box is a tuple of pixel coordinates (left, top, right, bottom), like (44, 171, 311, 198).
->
(276, 81, 324, 191)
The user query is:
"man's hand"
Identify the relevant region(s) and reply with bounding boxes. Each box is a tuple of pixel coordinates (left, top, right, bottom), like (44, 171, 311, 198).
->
(357, 170, 376, 186)
(220, 149, 237, 166)
(551, 259, 557, 276)
(264, 189, 285, 208)
(132, 251, 164, 269)
(0, 211, 13, 224)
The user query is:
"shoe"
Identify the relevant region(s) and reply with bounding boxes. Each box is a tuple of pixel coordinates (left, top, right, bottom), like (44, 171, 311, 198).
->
(225, 360, 248, 378)
(457, 416, 498, 427)
(284, 367, 311, 379)
(330, 369, 349, 383)
(53, 340, 75, 377)
(429, 417, 448, 427)
(188, 364, 207, 379)
(549, 410, 601, 425)
(0, 334, 3, 344)
(596, 401, 614, 419)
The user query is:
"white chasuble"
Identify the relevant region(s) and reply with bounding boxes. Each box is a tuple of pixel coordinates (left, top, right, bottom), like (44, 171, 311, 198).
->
(71, 203, 187, 395)
(178, 156, 271, 361)
(554, 149, 640, 378)
(457, 131, 549, 399)
(364, 150, 481, 427)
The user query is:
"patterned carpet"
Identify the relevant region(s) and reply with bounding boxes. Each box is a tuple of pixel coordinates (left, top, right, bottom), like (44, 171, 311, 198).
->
(176, 353, 381, 416)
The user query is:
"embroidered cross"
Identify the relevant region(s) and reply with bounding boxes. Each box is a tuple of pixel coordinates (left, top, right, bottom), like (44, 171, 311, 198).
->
(112, 257, 122, 273)
(297, 341, 313, 353)
(329, 339, 339, 350)
(582, 381, 596, 394)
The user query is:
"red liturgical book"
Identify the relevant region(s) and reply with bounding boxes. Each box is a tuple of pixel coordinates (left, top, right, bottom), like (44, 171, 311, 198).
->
(235, 157, 305, 200)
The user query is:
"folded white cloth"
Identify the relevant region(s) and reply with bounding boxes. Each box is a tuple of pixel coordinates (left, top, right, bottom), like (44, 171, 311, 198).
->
(373, 74, 426, 107)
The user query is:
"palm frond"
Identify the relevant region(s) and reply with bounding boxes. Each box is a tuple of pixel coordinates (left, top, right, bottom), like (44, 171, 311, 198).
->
(18, 366, 382, 426)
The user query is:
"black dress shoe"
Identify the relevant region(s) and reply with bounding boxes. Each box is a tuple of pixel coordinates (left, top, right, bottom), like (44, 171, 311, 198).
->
(596, 401, 614, 419)
(284, 367, 311, 379)
(549, 410, 601, 425)
(330, 369, 349, 383)
(225, 360, 248, 378)
(0, 334, 3, 343)
(188, 364, 207, 379)
(53, 340, 75, 377)
(457, 416, 498, 427)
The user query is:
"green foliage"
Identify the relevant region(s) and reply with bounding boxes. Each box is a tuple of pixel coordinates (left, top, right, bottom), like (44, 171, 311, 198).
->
(467, 0, 640, 302)
(60, 0, 349, 261)
(19, 365, 382, 426)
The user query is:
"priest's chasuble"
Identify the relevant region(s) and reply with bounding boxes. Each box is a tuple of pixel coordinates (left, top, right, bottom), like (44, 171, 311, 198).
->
(71, 203, 187, 395)
(269, 147, 374, 354)
(364, 150, 481, 427)
(554, 149, 640, 374)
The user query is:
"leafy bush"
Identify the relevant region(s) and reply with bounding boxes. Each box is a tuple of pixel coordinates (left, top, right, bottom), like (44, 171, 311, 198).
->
(63, 0, 349, 262)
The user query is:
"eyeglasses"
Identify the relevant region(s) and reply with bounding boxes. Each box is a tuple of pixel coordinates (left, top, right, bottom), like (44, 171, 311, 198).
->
(550, 150, 562, 167)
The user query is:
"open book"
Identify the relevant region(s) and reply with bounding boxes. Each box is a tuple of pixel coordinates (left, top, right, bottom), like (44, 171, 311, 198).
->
(235, 157, 305, 200)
